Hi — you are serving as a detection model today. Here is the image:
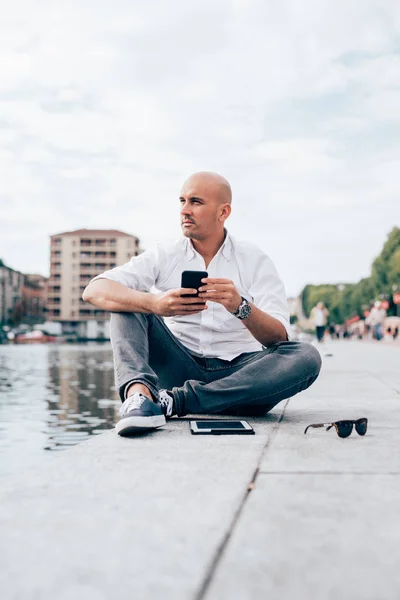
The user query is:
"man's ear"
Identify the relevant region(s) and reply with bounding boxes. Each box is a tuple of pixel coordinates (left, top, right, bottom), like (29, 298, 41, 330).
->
(219, 203, 231, 222)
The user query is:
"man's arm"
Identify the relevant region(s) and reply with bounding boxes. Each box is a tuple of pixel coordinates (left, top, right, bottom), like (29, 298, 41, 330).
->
(198, 278, 288, 346)
(82, 278, 207, 317)
(82, 279, 156, 313)
(242, 302, 288, 345)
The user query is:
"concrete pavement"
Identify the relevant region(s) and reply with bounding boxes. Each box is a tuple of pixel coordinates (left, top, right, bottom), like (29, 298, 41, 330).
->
(1, 340, 399, 600)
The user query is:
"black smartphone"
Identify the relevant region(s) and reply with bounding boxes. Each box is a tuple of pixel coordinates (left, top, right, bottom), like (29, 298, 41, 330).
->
(181, 270, 208, 298)
(190, 420, 255, 435)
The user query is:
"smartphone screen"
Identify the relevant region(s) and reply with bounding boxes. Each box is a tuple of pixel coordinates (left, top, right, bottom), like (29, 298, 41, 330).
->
(181, 270, 208, 298)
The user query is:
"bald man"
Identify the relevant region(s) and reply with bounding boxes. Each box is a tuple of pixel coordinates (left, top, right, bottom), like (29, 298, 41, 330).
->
(83, 172, 321, 435)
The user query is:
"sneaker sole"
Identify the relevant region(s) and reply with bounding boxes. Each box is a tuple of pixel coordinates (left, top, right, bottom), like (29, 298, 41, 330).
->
(116, 414, 166, 436)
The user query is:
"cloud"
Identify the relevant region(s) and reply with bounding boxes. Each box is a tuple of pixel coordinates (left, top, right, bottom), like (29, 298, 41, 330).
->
(0, 0, 399, 296)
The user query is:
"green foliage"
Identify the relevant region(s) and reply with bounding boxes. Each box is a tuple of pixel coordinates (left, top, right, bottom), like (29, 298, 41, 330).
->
(371, 227, 400, 294)
(301, 284, 346, 323)
(301, 227, 400, 322)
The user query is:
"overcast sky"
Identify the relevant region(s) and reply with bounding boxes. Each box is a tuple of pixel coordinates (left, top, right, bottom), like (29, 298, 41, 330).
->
(1, 0, 399, 297)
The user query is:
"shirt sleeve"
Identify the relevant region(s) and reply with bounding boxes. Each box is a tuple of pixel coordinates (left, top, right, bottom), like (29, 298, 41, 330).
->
(249, 252, 291, 340)
(91, 247, 161, 292)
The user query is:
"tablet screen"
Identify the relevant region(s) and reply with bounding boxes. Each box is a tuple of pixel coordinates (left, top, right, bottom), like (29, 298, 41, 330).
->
(196, 421, 246, 429)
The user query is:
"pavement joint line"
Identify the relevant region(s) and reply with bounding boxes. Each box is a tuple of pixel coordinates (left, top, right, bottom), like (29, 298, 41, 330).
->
(258, 471, 400, 475)
(369, 371, 400, 395)
(195, 398, 290, 600)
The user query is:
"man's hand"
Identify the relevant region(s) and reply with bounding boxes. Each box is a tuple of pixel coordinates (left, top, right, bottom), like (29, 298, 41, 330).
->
(198, 278, 242, 313)
(152, 288, 208, 317)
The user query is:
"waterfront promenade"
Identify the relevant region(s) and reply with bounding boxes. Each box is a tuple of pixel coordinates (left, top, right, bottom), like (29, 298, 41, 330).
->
(1, 340, 399, 600)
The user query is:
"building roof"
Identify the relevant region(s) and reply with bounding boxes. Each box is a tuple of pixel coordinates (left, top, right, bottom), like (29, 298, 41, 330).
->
(51, 229, 136, 238)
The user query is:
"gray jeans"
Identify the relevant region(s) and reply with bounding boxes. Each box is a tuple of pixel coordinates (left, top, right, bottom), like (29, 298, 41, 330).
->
(110, 312, 322, 417)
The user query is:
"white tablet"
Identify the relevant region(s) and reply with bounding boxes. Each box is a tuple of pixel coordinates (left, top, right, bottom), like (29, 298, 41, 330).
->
(189, 420, 255, 435)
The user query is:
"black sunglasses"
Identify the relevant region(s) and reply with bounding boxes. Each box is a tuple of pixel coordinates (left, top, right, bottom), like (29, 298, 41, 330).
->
(304, 418, 368, 438)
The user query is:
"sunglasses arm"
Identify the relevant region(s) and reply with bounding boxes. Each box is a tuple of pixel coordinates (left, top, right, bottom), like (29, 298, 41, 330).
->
(304, 423, 333, 434)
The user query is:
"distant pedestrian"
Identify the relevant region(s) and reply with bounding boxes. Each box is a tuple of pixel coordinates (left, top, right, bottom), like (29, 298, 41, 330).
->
(367, 301, 386, 341)
(394, 326, 399, 341)
(310, 301, 329, 343)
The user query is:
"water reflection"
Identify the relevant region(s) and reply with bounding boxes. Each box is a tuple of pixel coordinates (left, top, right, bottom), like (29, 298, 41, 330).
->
(0, 343, 119, 476)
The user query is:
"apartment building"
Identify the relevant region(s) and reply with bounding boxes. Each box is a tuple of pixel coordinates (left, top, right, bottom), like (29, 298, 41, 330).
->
(47, 229, 141, 339)
(0, 261, 25, 326)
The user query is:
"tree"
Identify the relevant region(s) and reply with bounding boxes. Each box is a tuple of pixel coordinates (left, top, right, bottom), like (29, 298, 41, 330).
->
(300, 226, 400, 322)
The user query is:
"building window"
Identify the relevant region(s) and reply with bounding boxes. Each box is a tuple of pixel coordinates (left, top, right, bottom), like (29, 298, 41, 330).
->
(81, 239, 92, 246)
(110, 238, 116, 246)
(54, 238, 61, 246)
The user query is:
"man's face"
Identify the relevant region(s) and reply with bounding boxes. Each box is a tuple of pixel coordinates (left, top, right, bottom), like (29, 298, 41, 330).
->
(179, 176, 227, 241)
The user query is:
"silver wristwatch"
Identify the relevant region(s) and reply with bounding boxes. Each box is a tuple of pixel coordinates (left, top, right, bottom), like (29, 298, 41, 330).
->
(232, 296, 251, 320)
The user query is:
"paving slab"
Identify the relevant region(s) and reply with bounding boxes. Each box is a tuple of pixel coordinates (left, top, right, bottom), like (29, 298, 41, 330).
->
(0, 411, 283, 600)
(205, 342, 400, 600)
(205, 474, 400, 600)
(1, 341, 399, 600)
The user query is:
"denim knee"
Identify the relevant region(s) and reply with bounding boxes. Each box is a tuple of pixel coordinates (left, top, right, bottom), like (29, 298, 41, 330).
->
(299, 343, 322, 378)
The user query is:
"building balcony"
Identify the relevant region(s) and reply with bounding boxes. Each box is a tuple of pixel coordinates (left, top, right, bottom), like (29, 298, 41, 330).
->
(47, 301, 62, 309)
(78, 253, 117, 260)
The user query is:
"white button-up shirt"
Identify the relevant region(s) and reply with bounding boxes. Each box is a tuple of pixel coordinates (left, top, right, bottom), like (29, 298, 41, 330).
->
(93, 231, 290, 361)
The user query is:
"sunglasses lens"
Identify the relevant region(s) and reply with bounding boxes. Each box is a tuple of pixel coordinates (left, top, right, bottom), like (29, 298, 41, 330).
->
(355, 421, 368, 436)
(336, 422, 353, 438)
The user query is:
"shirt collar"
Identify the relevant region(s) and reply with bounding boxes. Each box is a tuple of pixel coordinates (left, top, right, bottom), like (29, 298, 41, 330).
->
(184, 229, 232, 262)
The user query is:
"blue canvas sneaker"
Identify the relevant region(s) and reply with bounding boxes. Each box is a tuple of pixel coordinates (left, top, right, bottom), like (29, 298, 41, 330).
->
(116, 393, 166, 436)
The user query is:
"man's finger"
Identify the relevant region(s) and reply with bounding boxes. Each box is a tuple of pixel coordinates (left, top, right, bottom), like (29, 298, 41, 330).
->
(180, 298, 207, 305)
(177, 288, 198, 296)
(199, 283, 233, 292)
(199, 292, 228, 299)
(201, 278, 232, 284)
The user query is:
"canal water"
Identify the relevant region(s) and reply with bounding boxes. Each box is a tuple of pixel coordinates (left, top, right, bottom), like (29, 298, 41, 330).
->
(0, 343, 119, 477)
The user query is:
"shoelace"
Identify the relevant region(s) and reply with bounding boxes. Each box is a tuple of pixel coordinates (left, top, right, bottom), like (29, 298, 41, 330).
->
(119, 393, 147, 417)
(158, 390, 173, 417)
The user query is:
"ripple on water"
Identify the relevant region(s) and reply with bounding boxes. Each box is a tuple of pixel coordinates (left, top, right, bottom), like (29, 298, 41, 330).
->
(0, 343, 119, 476)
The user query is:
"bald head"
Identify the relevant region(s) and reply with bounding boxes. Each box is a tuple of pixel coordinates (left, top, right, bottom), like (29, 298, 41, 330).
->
(179, 171, 232, 242)
(181, 171, 232, 205)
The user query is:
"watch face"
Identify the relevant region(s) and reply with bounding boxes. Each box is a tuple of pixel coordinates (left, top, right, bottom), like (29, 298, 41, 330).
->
(239, 299, 251, 319)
